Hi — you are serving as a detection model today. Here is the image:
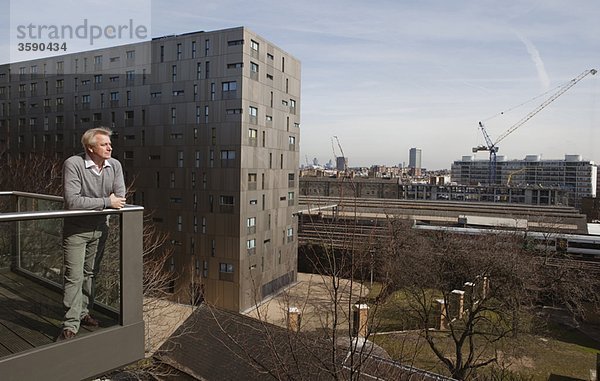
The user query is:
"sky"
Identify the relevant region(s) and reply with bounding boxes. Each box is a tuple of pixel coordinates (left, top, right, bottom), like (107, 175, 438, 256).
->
(1, 0, 599, 169)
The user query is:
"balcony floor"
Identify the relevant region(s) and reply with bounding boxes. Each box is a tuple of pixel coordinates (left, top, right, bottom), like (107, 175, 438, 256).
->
(0, 269, 118, 358)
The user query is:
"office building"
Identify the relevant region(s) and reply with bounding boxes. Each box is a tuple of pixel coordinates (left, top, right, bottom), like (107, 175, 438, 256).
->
(408, 147, 422, 176)
(336, 156, 347, 171)
(0, 26, 301, 312)
(451, 154, 597, 208)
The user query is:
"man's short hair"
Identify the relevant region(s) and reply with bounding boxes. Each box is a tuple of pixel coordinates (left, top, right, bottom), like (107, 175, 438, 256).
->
(81, 127, 112, 150)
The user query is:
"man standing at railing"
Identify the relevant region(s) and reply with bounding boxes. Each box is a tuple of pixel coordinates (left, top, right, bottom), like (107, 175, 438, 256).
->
(56, 127, 126, 341)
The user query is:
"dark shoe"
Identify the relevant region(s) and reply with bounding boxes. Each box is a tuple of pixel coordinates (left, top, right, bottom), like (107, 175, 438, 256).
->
(56, 329, 76, 342)
(80, 314, 100, 327)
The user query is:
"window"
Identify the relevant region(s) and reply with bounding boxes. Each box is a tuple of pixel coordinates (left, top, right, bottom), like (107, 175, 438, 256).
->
(81, 94, 90, 104)
(191, 41, 197, 58)
(267, 53, 274, 60)
(195, 151, 201, 168)
(110, 92, 119, 101)
(250, 62, 259, 73)
(247, 239, 256, 255)
(177, 151, 184, 168)
(250, 39, 259, 52)
(288, 173, 295, 187)
(177, 215, 183, 232)
(219, 263, 234, 273)
(219, 195, 234, 205)
(172, 65, 177, 82)
(248, 173, 257, 190)
(176, 43, 182, 60)
(126, 70, 135, 82)
(226, 108, 242, 115)
(171, 107, 176, 125)
(288, 191, 295, 206)
(196, 62, 202, 79)
(210, 82, 215, 100)
(205, 105, 209, 123)
(173, 90, 184, 96)
(228, 39, 243, 46)
(248, 128, 257, 146)
(94, 55, 102, 65)
(222, 81, 237, 91)
(56, 79, 64, 91)
(219, 195, 234, 213)
(227, 62, 243, 69)
(220, 150, 235, 167)
(126, 50, 135, 59)
(94, 74, 102, 84)
(221, 150, 235, 160)
(204, 39, 210, 55)
(249, 106, 258, 119)
(247, 217, 256, 234)
(287, 227, 294, 242)
(289, 136, 296, 150)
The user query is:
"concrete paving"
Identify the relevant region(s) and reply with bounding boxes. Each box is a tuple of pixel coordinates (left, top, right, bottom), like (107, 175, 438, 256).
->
(245, 272, 370, 332)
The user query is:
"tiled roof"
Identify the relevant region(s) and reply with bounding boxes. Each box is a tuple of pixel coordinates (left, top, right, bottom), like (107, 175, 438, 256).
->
(154, 306, 455, 381)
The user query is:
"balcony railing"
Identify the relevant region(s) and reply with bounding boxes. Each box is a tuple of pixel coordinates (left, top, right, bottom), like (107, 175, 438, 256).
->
(0, 191, 144, 381)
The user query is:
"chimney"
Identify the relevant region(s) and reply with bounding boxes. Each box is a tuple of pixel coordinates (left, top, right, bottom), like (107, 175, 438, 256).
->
(476, 276, 490, 300)
(352, 303, 370, 337)
(287, 307, 301, 332)
(464, 282, 475, 309)
(449, 290, 465, 320)
(436, 299, 448, 330)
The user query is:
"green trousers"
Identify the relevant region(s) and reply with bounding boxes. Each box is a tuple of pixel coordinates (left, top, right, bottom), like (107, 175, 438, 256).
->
(61, 220, 108, 333)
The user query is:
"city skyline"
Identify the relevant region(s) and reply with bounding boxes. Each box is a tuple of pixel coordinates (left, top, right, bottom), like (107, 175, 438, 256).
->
(1, 0, 599, 169)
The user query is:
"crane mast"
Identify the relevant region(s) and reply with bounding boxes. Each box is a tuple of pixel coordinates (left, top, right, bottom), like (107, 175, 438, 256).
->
(473, 68, 597, 185)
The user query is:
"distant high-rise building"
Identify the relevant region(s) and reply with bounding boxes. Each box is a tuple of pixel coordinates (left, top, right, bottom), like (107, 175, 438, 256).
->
(0, 27, 301, 313)
(409, 148, 422, 176)
(336, 156, 348, 171)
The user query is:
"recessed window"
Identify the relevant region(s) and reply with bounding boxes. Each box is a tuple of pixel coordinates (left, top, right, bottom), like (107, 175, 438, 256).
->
(222, 81, 237, 91)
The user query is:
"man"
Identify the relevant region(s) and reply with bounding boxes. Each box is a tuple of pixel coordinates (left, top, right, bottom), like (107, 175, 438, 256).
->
(57, 127, 126, 341)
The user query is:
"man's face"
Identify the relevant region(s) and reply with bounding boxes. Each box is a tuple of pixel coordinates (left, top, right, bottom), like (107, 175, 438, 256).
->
(88, 133, 112, 161)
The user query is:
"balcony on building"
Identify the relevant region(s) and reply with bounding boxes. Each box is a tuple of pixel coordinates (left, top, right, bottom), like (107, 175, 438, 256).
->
(0, 191, 144, 381)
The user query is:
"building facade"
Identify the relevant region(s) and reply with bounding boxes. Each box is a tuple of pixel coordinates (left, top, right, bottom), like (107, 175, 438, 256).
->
(299, 177, 568, 206)
(0, 27, 301, 312)
(451, 154, 597, 208)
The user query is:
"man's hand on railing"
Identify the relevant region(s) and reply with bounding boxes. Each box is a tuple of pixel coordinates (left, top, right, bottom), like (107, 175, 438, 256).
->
(109, 194, 126, 209)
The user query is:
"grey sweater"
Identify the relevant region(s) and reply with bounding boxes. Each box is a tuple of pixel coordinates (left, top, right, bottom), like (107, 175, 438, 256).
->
(63, 153, 126, 210)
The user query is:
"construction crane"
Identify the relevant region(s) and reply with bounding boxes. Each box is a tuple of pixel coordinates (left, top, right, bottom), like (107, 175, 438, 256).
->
(473, 68, 597, 185)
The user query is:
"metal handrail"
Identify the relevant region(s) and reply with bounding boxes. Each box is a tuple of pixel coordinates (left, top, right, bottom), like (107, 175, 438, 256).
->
(0, 190, 63, 202)
(0, 205, 144, 222)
